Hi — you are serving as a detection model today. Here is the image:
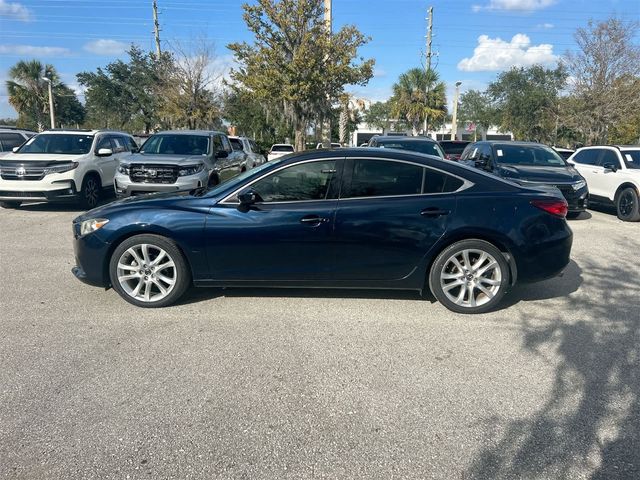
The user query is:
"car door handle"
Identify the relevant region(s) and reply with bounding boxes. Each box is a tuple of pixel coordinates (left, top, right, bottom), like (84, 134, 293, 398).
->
(420, 207, 450, 218)
(300, 215, 329, 225)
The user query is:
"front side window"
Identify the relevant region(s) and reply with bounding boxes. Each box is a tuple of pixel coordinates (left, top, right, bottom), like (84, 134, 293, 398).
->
(230, 138, 244, 151)
(572, 149, 601, 166)
(460, 145, 479, 161)
(249, 160, 336, 203)
(95, 136, 114, 152)
(140, 134, 209, 156)
(599, 149, 621, 168)
(112, 137, 127, 153)
(622, 150, 640, 169)
(493, 144, 566, 167)
(345, 159, 423, 198)
(221, 136, 233, 153)
(18, 134, 94, 155)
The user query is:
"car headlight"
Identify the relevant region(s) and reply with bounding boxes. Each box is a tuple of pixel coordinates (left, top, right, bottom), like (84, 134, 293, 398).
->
(44, 162, 79, 175)
(178, 163, 205, 176)
(572, 179, 587, 191)
(80, 218, 109, 236)
(118, 164, 130, 175)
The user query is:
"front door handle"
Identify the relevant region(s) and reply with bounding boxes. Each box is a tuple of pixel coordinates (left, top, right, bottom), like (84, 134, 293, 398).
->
(421, 207, 450, 218)
(300, 215, 329, 225)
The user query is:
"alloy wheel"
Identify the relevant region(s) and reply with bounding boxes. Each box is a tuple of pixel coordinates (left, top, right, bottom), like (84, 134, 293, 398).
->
(84, 178, 99, 207)
(116, 244, 177, 303)
(619, 191, 634, 217)
(439, 249, 502, 308)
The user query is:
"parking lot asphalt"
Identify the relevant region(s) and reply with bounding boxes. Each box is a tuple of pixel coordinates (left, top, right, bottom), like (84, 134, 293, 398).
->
(1, 203, 639, 479)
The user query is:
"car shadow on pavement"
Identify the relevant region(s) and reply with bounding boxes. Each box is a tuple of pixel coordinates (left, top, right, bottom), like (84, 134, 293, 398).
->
(464, 258, 640, 479)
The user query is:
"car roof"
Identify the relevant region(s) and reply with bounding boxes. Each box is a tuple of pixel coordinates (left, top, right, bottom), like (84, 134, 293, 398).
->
(439, 140, 470, 144)
(154, 130, 225, 136)
(39, 129, 132, 136)
(373, 136, 438, 143)
(272, 143, 294, 146)
(0, 126, 36, 134)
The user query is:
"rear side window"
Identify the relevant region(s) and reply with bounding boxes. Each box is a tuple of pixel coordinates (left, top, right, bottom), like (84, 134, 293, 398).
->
(345, 160, 423, 198)
(572, 149, 601, 166)
(423, 168, 465, 193)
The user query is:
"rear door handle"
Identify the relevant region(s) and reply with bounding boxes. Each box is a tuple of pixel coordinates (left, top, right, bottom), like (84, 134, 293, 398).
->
(421, 207, 450, 218)
(300, 215, 329, 225)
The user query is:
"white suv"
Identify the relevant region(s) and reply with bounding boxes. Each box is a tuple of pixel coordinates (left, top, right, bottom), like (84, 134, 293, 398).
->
(568, 145, 640, 221)
(0, 129, 136, 209)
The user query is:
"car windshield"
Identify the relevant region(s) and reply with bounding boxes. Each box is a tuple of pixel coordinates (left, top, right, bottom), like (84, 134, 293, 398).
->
(494, 144, 566, 166)
(272, 145, 294, 152)
(18, 134, 94, 155)
(439, 142, 468, 155)
(377, 140, 444, 158)
(622, 150, 640, 169)
(140, 134, 209, 155)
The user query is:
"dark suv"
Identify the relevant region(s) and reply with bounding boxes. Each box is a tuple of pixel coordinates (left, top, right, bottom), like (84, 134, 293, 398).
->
(368, 136, 445, 159)
(439, 140, 470, 160)
(460, 141, 589, 217)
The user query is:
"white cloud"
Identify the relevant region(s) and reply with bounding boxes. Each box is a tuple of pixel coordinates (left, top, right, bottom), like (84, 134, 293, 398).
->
(83, 39, 128, 56)
(0, 0, 31, 21)
(472, 0, 556, 12)
(537, 22, 554, 29)
(457, 34, 557, 72)
(0, 45, 71, 56)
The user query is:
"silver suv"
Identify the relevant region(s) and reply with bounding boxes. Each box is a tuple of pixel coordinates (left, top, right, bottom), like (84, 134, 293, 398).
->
(0, 129, 136, 209)
(228, 136, 266, 171)
(114, 130, 243, 198)
(0, 126, 36, 156)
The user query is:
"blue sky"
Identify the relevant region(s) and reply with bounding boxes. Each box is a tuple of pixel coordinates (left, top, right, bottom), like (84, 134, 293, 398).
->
(0, 0, 638, 118)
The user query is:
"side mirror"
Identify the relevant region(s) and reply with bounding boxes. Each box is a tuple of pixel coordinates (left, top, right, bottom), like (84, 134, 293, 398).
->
(216, 150, 229, 159)
(238, 189, 258, 206)
(97, 148, 113, 157)
(474, 158, 488, 170)
(12, 146, 19, 153)
(603, 163, 618, 172)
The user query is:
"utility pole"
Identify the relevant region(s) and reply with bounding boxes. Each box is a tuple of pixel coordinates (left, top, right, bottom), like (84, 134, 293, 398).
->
(423, 6, 433, 136)
(321, 0, 332, 148)
(152, 0, 161, 57)
(451, 81, 462, 140)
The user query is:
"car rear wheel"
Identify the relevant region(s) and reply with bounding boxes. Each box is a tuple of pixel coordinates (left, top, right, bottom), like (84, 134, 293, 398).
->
(109, 234, 191, 308)
(0, 201, 21, 209)
(615, 187, 640, 222)
(80, 174, 101, 209)
(429, 239, 510, 314)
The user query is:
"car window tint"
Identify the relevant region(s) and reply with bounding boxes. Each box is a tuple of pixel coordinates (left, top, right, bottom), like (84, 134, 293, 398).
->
(480, 144, 492, 162)
(346, 159, 423, 198)
(112, 137, 127, 153)
(622, 150, 640, 169)
(599, 149, 620, 168)
(251, 160, 336, 202)
(0, 132, 25, 150)
(230, 138, 244, 151)
(126, 137, 138, 152)
(221, 136, 233, 153)
(423, 168, 464, 194)
(96, 136, 113, 151)
(573, 149, 600, 166)
(211, 135, 224, 152)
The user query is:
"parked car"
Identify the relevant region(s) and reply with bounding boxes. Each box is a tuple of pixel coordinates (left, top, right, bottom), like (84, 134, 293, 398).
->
(316, 142, 342, 149)
(553, 147, 574, 160)
(0, 126, 36, 156)
(439, 140, 470, 160)
(72, 148, 572, 314)
(460, 141, 588, 218)
(268, 143, 294, 161)
(228, 136, 266, 171)
(0, 129, 136, 209)
(368, 135, 445, 159)
(567, 145, 640, 221)
(114, 130, 240, 198)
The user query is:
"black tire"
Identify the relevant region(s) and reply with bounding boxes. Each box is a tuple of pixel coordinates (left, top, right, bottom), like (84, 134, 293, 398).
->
(79, 174, 101, 209)
(428, 239, 511, 314)
(109, 234, 191, 308)
(0, 201, 21, 209)
(208, 173, 220, 187)
(615, 187, 640, 222)
(566, 211, 581, 220)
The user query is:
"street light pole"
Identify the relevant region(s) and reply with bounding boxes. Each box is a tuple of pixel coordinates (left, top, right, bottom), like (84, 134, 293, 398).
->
(42, 77, 55, 129)
(450, 81, 462, 141)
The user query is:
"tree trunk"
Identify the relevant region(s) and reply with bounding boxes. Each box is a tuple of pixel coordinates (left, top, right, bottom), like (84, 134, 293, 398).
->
(294, 127, 306, 152)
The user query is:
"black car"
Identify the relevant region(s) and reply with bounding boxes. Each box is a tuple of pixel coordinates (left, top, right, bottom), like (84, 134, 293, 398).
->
(368, 136, 445, 159)
(459, 141, 588, 217)
(439, 140, 470, 161)
(72, 148, 572, 314)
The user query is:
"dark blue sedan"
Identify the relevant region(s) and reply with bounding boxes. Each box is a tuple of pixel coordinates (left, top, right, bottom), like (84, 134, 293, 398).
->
(72, 148, 573, 314)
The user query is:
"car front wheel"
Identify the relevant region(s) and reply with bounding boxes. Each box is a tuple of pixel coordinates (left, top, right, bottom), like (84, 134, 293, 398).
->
(429, 239, 510, 314)
(615, 187, 640, 222)
(109, 234, 191, 308)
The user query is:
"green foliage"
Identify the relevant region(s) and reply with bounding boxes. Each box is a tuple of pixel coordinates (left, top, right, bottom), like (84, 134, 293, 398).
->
(364, 101, 392, 132)
(458, 90, 497, 140)
(78, 46, 170, 132)
(389, 67, 447, 135)
(488, 65, 567, 142)
(228, 0, 374, 150)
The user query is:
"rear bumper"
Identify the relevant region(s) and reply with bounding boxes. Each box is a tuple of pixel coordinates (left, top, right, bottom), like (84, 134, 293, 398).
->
(517, 227, 573, 283)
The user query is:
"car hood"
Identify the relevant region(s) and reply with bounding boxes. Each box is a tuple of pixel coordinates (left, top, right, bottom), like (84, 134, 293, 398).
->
(123, 153, 208, 165)
(496, 164, 582, 183)
(0, 153, 84, 164)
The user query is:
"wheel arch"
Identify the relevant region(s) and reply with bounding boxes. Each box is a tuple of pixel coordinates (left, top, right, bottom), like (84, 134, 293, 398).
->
(422, 229, 518, 294)
(101, 226, 194, 287)
(614, 182, 640, 201)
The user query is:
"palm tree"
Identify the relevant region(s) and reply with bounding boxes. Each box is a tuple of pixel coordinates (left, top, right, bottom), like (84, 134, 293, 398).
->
(6, 60, 59, 130)
(389, 67, 447, 135)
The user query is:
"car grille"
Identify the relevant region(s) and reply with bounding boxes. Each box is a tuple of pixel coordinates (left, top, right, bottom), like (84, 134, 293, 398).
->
(554, 184, 576, 198)
(0, 166, 46, 181)
(130, 164, 178, 184)
(0, 190, 46, 198)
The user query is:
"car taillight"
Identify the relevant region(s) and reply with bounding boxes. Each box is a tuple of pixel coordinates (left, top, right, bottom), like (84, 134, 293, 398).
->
(531, 199, 568, 218)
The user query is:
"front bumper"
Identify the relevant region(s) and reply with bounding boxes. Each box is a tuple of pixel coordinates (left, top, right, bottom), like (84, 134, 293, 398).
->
(114, 171, 208, 198)
(72, 222, 111, 288)
(561, 186, 589, 213)
(0, 179, 78, 203)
